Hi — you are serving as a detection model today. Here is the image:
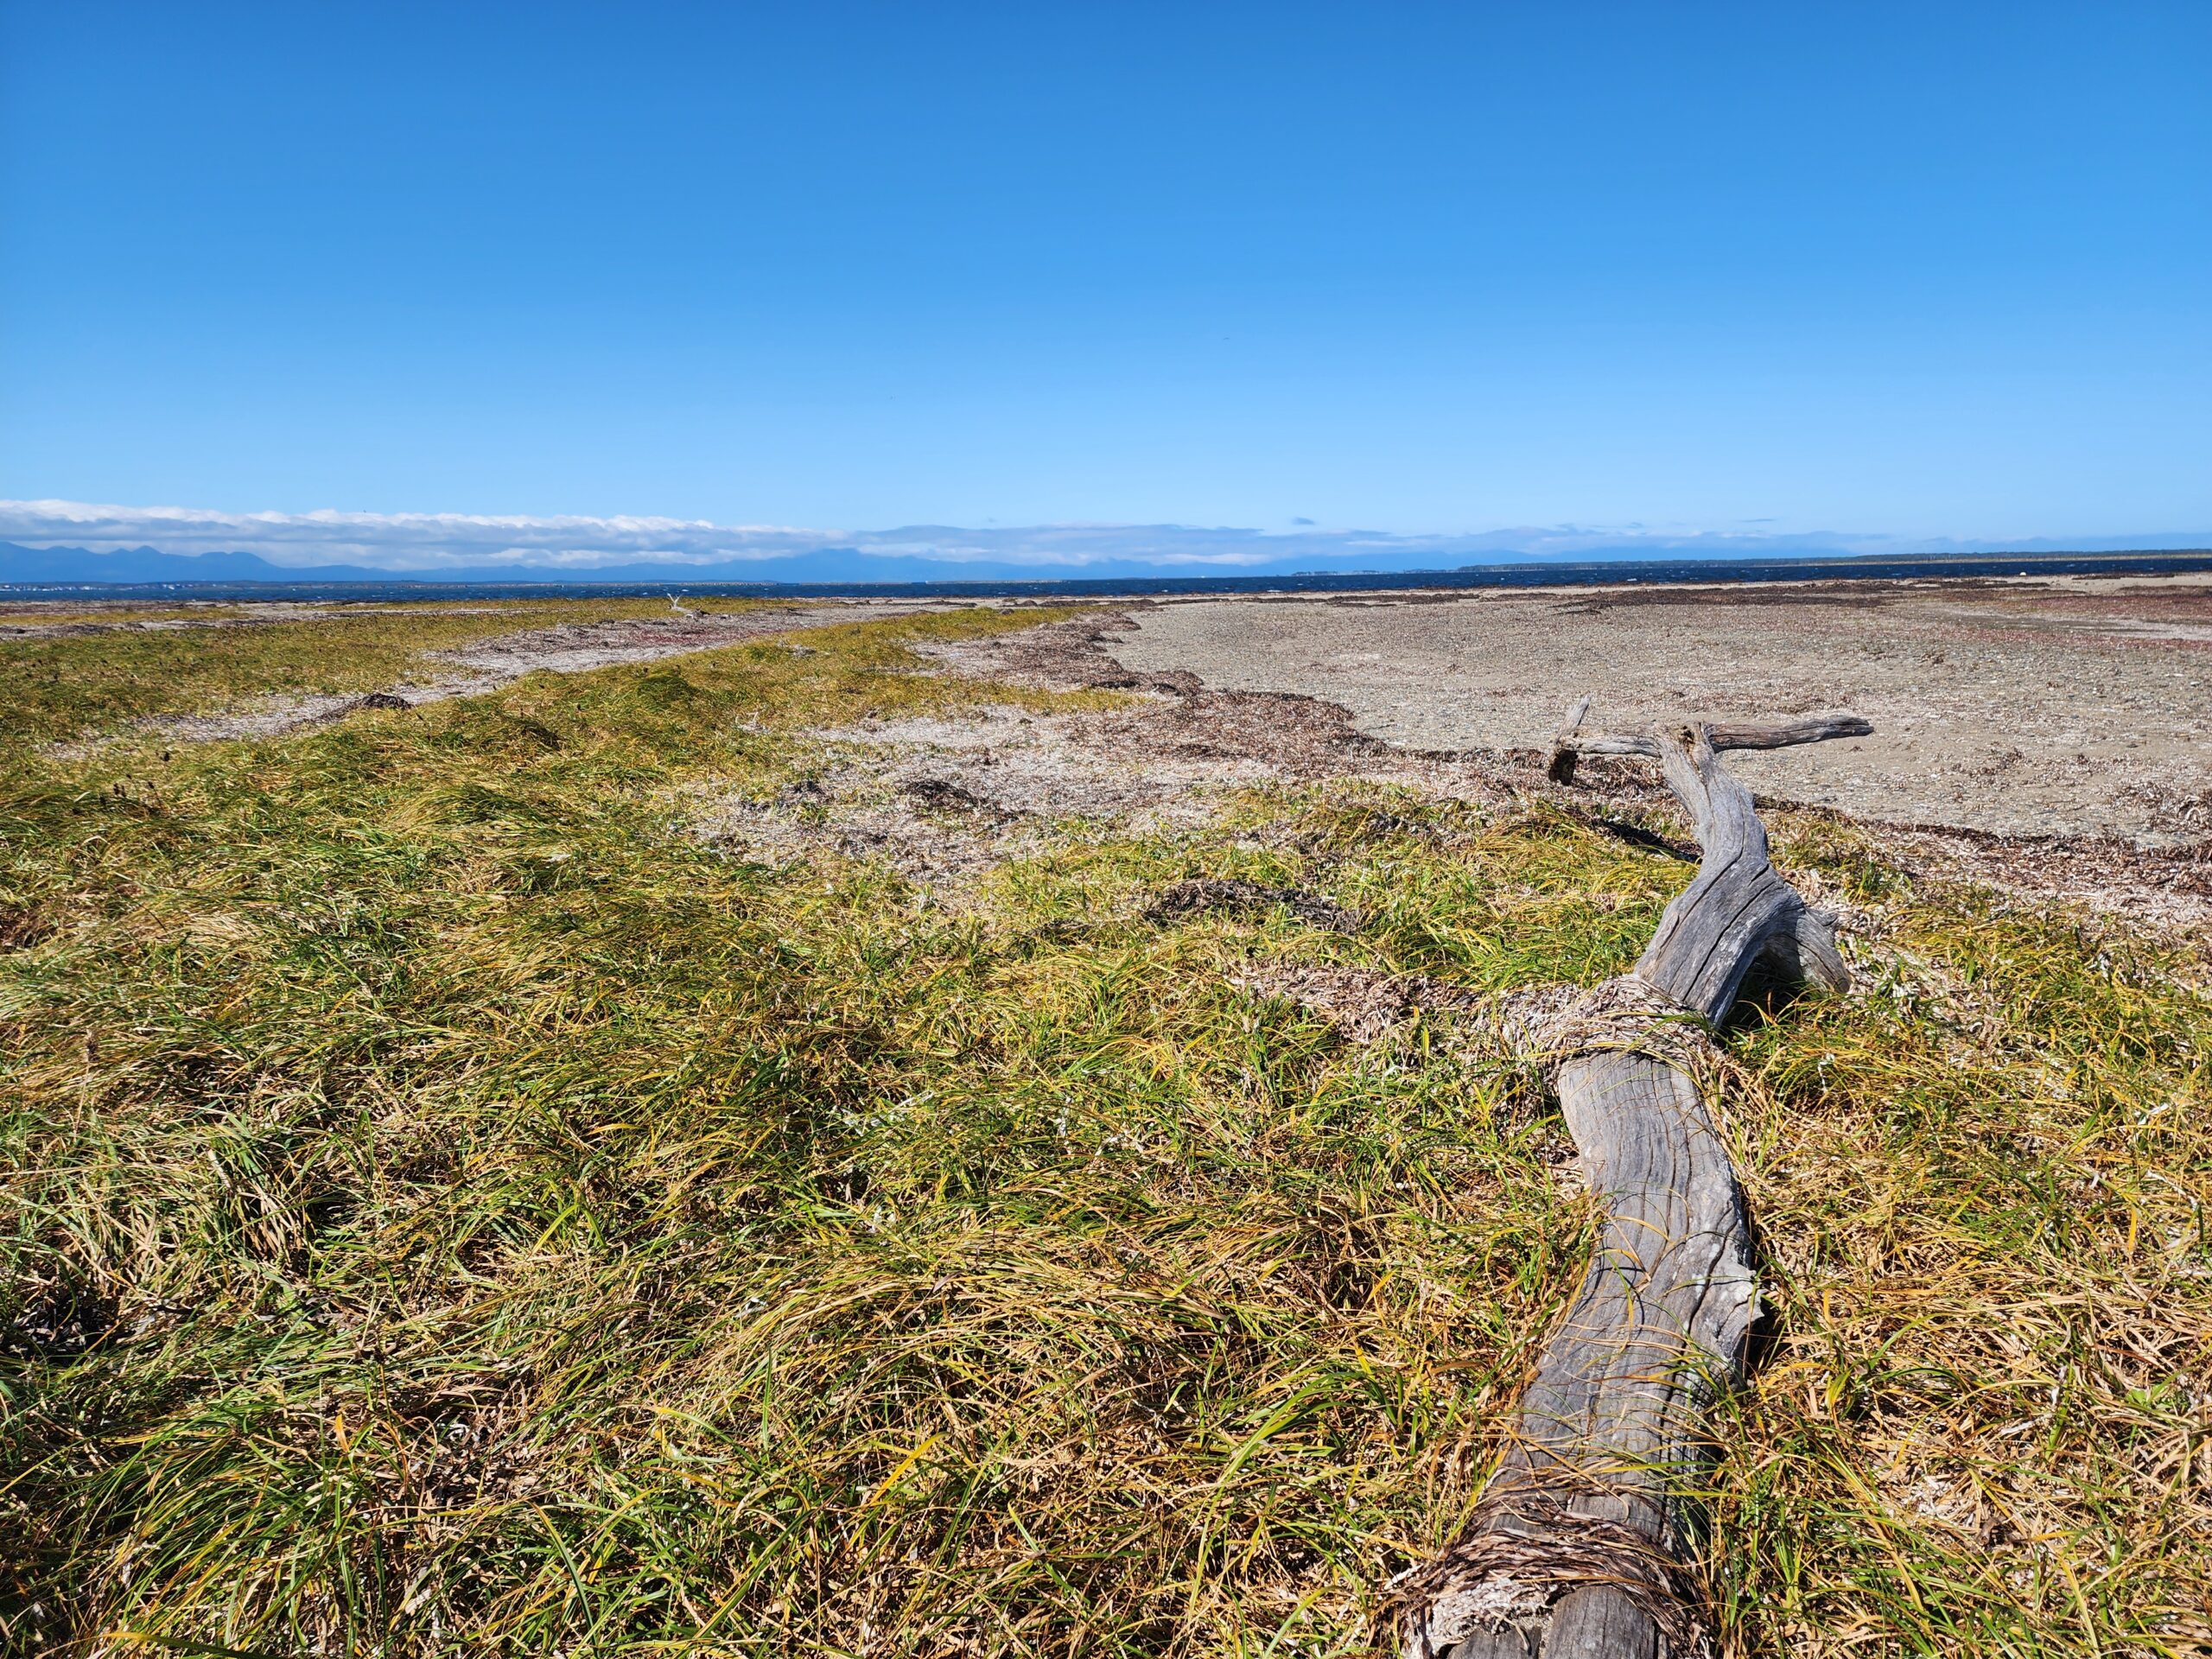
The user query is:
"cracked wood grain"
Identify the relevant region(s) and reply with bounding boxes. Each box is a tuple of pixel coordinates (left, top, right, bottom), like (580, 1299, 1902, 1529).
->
(1402, 719, 1860, 1659)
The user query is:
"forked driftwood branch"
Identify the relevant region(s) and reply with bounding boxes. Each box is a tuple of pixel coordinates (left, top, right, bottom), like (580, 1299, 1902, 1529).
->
(1396, 711, 1866, 1659)
(1548, 708, 1870, 785)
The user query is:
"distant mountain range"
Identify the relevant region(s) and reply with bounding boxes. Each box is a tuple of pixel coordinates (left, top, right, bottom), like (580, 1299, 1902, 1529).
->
(6, 537, 2212, 589)
(0, 538, 1643, 587)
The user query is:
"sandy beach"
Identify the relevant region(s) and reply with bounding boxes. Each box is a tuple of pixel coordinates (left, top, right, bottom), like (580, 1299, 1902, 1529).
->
(1105, 571, 2212, 842)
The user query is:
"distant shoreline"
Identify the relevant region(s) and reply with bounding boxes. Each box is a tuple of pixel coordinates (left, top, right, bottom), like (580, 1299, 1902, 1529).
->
(4, 547, 2211, 604)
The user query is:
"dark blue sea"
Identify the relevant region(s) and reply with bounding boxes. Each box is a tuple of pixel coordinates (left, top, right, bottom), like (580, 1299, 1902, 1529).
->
(6, 550, 2211, 604)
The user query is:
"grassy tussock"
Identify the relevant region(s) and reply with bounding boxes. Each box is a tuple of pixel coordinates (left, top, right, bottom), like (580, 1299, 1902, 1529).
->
(0, 596, 776, 747)
(1, 607, 2207, 1656)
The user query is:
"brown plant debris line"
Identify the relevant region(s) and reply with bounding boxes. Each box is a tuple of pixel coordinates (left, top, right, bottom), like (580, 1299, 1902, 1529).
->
(1103, 574, 2212, 842)
(690, 613, 1527, 892)
(1232, 962, 1490, 1044)
(921, 611, 1443, 776)
(1878, 817, 2212, 904)
(920, 610, 1496, 788)
(0, 902, 55, 953)
(914, 607, 1196, 694)
(1230, 963, 1717, 1088)
(1144, 877, 1363, 935)
(1520, 754, 2212, 932)
(899, 776, 1014, 818)
(1390, 1497, 1716, 1659)
(912, 611, 2212, 930)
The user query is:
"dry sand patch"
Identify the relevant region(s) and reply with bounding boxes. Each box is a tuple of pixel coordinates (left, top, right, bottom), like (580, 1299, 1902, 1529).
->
(855, 609, 2210, 930)
(1104, 574, 2212, 842)
(690, 614, 1524, 889)
(133, 601, 925, 745)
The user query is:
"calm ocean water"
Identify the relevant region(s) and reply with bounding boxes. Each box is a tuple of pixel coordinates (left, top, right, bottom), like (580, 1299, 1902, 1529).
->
(6, 551, 2211, 604)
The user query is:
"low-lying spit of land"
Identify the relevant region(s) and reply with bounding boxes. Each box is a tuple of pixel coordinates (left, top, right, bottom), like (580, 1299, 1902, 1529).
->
(2, 599, 2207, 1656)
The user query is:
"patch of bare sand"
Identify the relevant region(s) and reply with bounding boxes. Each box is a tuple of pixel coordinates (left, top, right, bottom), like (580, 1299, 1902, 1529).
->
(699, 609, 2212, 934)
(151, 690, 423, 745)
(128, 603, 924, 746)
(1546, 755, 2212, 933)
(690, 613, 1521, 890)
(430, 605, 912, 681)
(1104, 574, 2212, 843)
(688, 696, 1329, 887)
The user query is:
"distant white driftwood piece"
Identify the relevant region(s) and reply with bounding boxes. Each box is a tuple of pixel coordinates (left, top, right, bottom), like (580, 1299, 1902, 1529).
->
(1395, 714, 1862, 1659)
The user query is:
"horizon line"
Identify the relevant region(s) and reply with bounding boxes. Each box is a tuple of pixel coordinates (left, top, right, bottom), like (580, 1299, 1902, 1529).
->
(5, 499, 2212, 575)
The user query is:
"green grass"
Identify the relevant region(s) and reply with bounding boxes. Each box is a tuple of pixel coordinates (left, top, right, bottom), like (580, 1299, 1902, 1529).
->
(0, 596, 776, 748)
(1, 606, 2207, 1656)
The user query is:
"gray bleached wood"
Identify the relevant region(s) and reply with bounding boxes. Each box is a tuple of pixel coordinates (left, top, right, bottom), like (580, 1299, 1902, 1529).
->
(1562, 713, 1872, 765)
(1396, 717, 1863, 1659)
(1547, 695, 1597, 785)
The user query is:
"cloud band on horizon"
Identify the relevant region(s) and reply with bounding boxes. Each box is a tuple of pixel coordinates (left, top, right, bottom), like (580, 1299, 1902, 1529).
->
(3, 499, 2206, 575)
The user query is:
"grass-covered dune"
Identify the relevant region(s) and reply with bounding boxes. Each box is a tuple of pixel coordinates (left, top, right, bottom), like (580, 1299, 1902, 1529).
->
(2, 603, 2207, 1656)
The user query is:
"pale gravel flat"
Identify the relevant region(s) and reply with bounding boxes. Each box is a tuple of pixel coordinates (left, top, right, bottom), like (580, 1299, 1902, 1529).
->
(690, 606, 2212, 931)
(1103, 574, 2212, 842)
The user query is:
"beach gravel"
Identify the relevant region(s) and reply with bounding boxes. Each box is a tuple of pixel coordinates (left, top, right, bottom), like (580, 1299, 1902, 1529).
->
(1103, 574, 2212, 842)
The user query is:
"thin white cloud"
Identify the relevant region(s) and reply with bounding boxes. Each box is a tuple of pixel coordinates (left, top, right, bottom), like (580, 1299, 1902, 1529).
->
(0, 499, 845, 570)
(2, 499, 2202, 575)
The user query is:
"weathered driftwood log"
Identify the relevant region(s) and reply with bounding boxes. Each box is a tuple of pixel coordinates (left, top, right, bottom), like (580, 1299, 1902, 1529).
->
(1396, 715, 1862, 1658)
(1548, 710, 1871, 785)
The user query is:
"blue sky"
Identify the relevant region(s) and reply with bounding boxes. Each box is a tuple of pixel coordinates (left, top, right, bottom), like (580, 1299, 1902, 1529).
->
(3, 2, 2207, 569)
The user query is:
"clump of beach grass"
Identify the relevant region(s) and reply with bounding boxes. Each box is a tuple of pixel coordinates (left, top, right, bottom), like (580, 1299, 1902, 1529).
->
(0, 595, 780, 748)
(0, 605, 2205, 1656)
